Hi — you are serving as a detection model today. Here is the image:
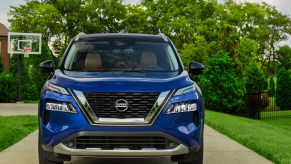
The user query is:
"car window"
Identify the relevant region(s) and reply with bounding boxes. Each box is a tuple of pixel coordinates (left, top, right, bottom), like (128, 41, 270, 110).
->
(63, 41, 180, 72)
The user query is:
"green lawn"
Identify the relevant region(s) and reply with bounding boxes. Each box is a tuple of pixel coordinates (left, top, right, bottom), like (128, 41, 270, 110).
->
(0, 115, 38, 152)
(23, 100, 39, 104)
(261, 110, 291, 119)
(205, 110, 291, 164)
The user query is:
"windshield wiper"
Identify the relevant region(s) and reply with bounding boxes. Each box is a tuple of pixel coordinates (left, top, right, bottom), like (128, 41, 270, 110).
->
(114, 69, 147, 73)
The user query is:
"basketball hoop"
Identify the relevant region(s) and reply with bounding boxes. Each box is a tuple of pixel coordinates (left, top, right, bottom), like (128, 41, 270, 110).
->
(21, 47, 32, 58)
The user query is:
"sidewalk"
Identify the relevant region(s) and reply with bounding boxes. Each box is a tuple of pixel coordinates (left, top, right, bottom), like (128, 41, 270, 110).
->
(0, 103, 38, 116)
(0, 103, 272, 164)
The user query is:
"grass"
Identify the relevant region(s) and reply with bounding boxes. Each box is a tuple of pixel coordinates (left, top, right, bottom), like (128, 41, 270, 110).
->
(23, 100, 39, 104)
(205, 110, 291, 164)
(261, 110, 291, 119)
(0, 115, 38, 152)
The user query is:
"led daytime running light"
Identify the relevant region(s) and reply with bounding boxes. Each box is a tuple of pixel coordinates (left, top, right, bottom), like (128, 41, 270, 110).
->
(46, 102, 77, 113)
(167, 102, 197, 114)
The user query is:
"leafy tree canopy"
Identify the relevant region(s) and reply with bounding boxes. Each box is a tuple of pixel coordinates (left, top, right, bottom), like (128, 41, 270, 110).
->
(277, 45, 291, 70)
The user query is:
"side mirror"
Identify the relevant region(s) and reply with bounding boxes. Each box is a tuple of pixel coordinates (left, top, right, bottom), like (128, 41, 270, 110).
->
(39, 60, 55, 74)
(188, 62, 204, 76)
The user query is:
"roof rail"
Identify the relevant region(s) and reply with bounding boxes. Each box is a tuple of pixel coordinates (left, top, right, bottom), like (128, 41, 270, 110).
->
(74, 32, 86, 41)
(158, 30, 168, 42)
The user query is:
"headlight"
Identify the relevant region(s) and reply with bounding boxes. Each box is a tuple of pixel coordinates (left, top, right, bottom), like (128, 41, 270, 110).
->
(43, 81, 69, 95)
(173, 85, 195, 96)
(46, 101, 77, 113)
(167, 101, 197, 114)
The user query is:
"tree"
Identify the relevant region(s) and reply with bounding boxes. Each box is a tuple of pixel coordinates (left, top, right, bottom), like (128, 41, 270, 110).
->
(261, 3, 291, 74)
(268, 77, 275, 97)
(8, 1, 62, 41)
(123, 5, 152, 33)
(277, 45, 291, 70)
(9, 0, 127, 55)
(199, 51, 245, 112)
(180, 35, 213, 68)
(223, 1, 291, 73)
(276, 68, 291, 110)
(234, 37, 258, 70)
(244, 64, 268, 94)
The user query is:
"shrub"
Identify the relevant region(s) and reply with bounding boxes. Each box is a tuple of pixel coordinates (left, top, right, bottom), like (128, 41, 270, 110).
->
(0, 73, 17, 102)
(244, 64, 268, 94)
(199, 51, 245, 112)
(28, 44, 54, 100)
(268, 77, 275, 97)
(276, 68, 291, 110)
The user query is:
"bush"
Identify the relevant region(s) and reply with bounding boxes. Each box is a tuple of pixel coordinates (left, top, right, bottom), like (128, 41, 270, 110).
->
(27, 44, 54, 100)
(244, 64, 268, 94)
(199, 51, 245, 112)
(276, 68, 291, 110)
(268, 77, 275, 97)
(0, 73, 17, 102)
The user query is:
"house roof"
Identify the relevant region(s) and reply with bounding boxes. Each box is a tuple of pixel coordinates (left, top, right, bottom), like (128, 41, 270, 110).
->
(0, 23, 9, 37)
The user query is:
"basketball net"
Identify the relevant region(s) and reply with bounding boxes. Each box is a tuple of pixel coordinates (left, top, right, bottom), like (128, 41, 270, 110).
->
(21, 47, 32, 58)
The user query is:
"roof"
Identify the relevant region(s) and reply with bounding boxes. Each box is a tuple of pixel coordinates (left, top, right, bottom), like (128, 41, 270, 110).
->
(77, 33, 169, 43)
(0, 23, 9, 37)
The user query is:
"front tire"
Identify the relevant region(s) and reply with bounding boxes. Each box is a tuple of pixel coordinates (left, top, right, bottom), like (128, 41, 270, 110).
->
(38, 131, 63, 164)
(178, 133, 204, 164)
(179, 143, 203, 164)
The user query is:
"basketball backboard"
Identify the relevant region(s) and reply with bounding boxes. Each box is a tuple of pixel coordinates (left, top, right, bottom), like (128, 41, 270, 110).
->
(8, 32, 42, 54)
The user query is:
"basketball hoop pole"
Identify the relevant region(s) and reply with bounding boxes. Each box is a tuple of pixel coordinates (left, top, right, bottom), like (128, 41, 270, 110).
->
(17, 54, 22, 102)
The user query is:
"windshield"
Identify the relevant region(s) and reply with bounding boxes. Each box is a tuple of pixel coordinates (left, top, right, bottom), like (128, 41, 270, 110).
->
(63, 40, 180, 72)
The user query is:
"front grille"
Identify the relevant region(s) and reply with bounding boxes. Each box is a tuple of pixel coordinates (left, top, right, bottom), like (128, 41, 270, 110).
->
(83, 92, 160, 118)
(74, 136, 178, 150)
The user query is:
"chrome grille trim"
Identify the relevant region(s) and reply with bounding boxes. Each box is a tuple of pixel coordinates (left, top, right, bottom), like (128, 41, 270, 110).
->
(70, 90, 98, 122)
(70, 90, 173, 126)
(83, 92, 160, 119)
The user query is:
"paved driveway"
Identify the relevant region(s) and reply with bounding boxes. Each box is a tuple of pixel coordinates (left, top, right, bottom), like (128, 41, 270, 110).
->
(0, 103, 38, 115)
(0, 103, 272, 164)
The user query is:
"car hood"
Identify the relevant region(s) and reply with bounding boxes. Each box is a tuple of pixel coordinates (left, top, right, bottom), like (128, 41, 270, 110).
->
(49, 69, 193, 92)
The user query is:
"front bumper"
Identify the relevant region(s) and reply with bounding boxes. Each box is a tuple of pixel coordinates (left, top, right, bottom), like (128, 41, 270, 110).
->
(45, 131, 200, 157)
(53, 144, 189, 157)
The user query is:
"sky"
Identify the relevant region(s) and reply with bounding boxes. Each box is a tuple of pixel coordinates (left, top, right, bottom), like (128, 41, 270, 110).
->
(0, 0, 290, 44)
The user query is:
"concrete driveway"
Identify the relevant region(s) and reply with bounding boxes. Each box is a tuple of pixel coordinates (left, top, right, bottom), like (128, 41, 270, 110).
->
(0, 103, 272, 164)
(0, 103, 38, 116)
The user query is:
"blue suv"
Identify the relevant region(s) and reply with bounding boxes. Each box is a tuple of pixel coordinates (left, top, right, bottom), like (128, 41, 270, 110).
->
(38, 33, 204, 164)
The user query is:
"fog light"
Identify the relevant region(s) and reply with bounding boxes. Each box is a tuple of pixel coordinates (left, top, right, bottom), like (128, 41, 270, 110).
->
(64, 139, 76, 148)
(46, 102, 77, 113)
(167, 102, 197, 114)
(68, 142, 74, 147)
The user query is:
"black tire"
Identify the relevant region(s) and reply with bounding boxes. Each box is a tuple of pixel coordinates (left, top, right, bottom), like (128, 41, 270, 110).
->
(179, 136, 204, 164)
(38, 131, 63, 164)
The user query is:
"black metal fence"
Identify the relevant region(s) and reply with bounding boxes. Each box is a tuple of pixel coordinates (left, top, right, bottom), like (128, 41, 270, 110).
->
(241, 92, 291, 119)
